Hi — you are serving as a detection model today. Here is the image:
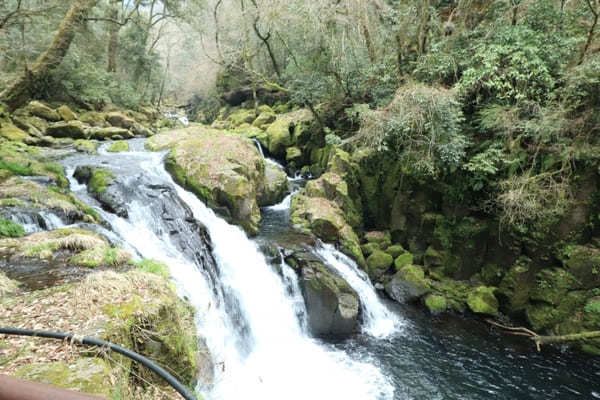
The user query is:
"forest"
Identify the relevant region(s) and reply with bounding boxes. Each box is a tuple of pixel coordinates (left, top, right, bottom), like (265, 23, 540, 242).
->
(1, 0, 600, 398)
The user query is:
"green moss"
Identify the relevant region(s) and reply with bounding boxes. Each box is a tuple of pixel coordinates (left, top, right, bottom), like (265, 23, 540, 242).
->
(386, 244, 406, 258)
(107, 141, 130, 153)
(364, 231, 392, 248)
(531, 268, 578, 306)
(43, 162, 69, 188)
(0, 158, 34, 175)
(0, 216, 25, 238)
(71, 246, 131, 268)
(467, 286, 499, 316)
(15, 358, 114, 396)
(89, 169, 115, 194)
(394, 252, 414, 270)
(135, 259, 171, 279)
(425, 294, 447, 314)
(361, 242, 380, 257)
(73, 139, 98, 154)
(367, 250, 394, 280)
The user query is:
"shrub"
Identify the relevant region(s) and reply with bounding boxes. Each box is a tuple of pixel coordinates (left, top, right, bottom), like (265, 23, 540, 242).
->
(355, 84, 467, 177)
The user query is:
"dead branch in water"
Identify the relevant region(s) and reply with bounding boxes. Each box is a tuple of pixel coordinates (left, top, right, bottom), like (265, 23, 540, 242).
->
(486, 319, 600, 352)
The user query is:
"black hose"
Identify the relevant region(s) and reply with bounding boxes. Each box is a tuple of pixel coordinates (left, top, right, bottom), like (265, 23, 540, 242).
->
(0, 327, 198, 400)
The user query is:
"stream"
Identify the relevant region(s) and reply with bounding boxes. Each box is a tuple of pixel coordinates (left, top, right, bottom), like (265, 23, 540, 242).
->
(56, 139, 600, 400)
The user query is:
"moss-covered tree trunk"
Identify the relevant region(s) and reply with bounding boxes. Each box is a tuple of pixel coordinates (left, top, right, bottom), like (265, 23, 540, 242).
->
(107, 0, 120, 73)
(0, 0, 98, 111)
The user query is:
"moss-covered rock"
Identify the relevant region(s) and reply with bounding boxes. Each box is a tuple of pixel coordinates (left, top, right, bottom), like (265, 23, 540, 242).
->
(87, 126, 132, 140)
(150, 126, 265, 235)
(385, 264, 432, 303)
(425, 294, 447, 315)
(0, 176, 99, 223)
(286, 146, 303, 163)
(386, 244, 406, 259)
(107, 140, 129, 153)
(530, 268, 578, 306)
(46, 121, 88, 139)
(26, 101, 61, 122)
(79, 111, 107, 127)
(258, 162, 288, 206)
(560, 245, 600, 289)
(286, 250, 359, 338)
(253, 111, 276, 128)
(15, 358, 116, 396)
(227, 108, 256, 126)
(466, 286, 499, 316)
(105, 111, 135, 129)
(0, 119, 29, 142)
(361, 242, 380, 257)
(73, 139, 98, 154)
(366, 250, 394, 281)
(290, 194, 365, 267)
(263, 109, 313, 158)
(394, 252, 414, 270)
(498, 259, 536, 315)
(57, 105, 77, 121)
(364, 231, 392, 248)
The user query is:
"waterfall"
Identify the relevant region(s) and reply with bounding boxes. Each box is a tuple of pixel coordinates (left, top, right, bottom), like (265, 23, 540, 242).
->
(315, 244, 401, 337)
(62, 143, 396, 400)
(253, 139, 286, 171)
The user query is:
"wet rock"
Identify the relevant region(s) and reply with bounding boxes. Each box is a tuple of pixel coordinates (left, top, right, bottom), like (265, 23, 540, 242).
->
(73, 166, 127, 217)
(385, 264, 431, 303)
(286, 249, 359, 338)
(258, 163, 288, 206)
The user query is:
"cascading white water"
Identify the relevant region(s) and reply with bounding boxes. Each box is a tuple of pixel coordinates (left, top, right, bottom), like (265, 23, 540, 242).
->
(265, 188, 300, 211)
(316, 244, 401, 338)
(172, 172, 395, 400)
(64, 142, 397, 400)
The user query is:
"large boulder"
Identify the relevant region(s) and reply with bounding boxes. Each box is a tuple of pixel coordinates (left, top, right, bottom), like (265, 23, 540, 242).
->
(105, 111, 135, 129)
(286, 249, 359, 338)
(46, 121, 88, 139)
(73, 166, 128, 217)
(148, 126, 265, 235)
(26, 101, 61, 122)
(57, 105, 77, 121)
(384, 264, 432, 303)
(262, 109, 313, 158)
(87, 126, 132, 140)
(258, 163, 288, 206)
(291, 194, 365, 268)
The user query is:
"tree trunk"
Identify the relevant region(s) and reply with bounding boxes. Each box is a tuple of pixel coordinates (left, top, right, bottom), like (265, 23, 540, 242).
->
(107, 0, 120, 73)
(0, 0, 98, 111)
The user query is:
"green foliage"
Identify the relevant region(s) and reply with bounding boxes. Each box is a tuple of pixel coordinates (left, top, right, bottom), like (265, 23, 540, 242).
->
(357, 84, 467, 177)
(563, 55, 600, 110)
(457, 25, 570, 105)
(585, 299, 600, 314)
(0, 217, 25, 238)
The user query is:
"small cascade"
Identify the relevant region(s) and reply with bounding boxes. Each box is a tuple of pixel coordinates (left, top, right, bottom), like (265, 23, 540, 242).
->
(266, 188, 300, 211)
(315, 244, 400, 338)
(253, 139, 286, 171)
(4, 210, 65, 233)
(279, 256, 308, 331)
(253, 139, 265, 158)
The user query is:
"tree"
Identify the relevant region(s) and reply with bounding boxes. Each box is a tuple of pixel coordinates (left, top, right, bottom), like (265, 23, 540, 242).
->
(0, 0, 99, 110)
